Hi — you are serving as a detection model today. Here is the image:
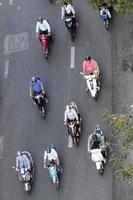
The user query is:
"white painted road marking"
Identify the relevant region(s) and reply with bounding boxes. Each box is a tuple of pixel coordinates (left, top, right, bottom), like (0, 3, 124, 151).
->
(4, 60, 9, 78)
(68, 135, 73, 148)
(0, 136, 4, 159)
(70, 46, 75, 68)
(9, 0, 13, 5)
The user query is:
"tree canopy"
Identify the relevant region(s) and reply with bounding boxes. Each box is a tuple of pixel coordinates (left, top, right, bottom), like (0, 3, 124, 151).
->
(57, 0, 133, 14)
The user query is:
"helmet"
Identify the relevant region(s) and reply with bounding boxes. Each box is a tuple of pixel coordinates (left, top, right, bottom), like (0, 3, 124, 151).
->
(85, 56, 91, 61)
(64, 1, 69, 5)
(38, 17, 43, 23)
(17, 151, 21, 156)
(31, 76, 36, 82)
(95, 124, 101, 131)
(95, 124, 102, 135)
(66, 105, 70, 111)
(46, 146, 51, 153)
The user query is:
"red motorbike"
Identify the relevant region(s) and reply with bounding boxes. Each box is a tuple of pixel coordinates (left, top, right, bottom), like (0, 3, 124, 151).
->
(39, 34, 50, 59)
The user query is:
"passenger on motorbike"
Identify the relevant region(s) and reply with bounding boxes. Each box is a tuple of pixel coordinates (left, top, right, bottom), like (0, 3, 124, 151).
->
(99, 3, 111, 22)
(44, 146, 59, 168)
(16, 151, 31, 172)
(61, 2, 75, 20)
(29, 76, 48, 104)
(36, 17, 51, 39)
(82, 56, 100, 91)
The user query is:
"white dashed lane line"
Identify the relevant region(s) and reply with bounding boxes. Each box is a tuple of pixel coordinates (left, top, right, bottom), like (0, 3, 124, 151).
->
(0, 136, 4, 159)
(9, 0, 13, 5)
(4, 60, 9, 79)
(68, 135, 73, 148)
(70, 46, 75, 69)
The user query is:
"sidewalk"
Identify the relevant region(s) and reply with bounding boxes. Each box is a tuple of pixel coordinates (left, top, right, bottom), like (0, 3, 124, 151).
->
(112, 11, 133, 200)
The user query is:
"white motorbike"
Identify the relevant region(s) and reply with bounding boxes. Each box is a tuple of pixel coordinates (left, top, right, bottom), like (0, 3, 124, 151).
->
(80, 70, 101, 100)
(88, 125, 107, 174)
(90, 148, 106, 174)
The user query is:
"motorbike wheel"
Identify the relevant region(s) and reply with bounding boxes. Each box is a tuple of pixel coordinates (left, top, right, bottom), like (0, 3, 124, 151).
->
(24, 182, 31, 192)
(55, 178, 59, 188)
(105, 19, 109, 30)
(44, 53, 48, 59)
(41, 107, 45, 118)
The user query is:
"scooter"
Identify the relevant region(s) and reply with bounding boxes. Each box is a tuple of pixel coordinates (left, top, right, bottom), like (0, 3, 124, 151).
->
(39, 34, 50, 59)
(88, 125, 107, 174)
(13, 151, 34, 192)
(90, 148, 106, 174)
(66, 102, 81, 145)
(48, 161, 59, 188)
(80, 71, 101, 100)
(45, 145, 62, 188)
(34, 92, 47, 118)
(65, 15, 77, 41)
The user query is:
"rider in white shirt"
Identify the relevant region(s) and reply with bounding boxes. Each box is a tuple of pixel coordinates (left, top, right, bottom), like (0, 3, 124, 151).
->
(64, 105, 79, 125)
(44, 146, 59, 168)
(36, 17, 51, 37)
(61, 2, 75, 20)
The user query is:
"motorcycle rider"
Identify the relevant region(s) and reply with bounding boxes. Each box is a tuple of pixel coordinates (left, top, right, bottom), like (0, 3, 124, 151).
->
(99, 3, 112, 22)
(36, 17, 51, 39)
(88, 125, 106, 162)
(64, 105, 79, 135)
(44, 145, 59, 168)
(16, 151, 31, 172)
(29, 76, 48, 104)
(61, 2, 75, 20)
(82, 56, 100, 92)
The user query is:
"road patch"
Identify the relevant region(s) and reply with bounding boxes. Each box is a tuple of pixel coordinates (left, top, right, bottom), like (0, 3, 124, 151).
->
(4, 32, 29, 55)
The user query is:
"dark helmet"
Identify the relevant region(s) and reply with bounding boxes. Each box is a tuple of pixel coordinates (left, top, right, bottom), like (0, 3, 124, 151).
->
(85, 56, 91, 61)
(92, 134, 98, 141)
(46, 146, 51, 153)
(38, 17, 43, 23)
(64, 1, 69, 5)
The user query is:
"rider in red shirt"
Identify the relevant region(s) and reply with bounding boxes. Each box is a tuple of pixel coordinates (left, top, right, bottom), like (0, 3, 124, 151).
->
(82, 56, 99, 78)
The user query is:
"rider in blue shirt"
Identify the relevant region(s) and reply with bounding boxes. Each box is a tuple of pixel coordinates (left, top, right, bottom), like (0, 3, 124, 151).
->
(29, 76, 48, 104)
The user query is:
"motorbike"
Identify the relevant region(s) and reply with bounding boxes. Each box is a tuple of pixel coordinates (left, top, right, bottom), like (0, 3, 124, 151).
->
(13, 151, 34, 192)
(90, 148, 106, 174)
(67, 102, 81, 145)
(39, 34, 50, 59)
(45, 145, 62, 188)
(88, 126, 107, 174)
(65, 15, 77, 41)
(34, 92, 48, 118)
(99, 4, 112, 30)
(80, 69, 101, 100)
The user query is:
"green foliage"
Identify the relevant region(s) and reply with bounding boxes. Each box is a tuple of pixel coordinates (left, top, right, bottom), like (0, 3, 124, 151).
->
(87, 0, 133, 14)
(103, 104, 133, 180)
(56, 0, 71, 4)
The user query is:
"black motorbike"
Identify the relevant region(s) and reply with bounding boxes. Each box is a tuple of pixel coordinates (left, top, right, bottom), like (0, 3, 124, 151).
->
(34, 91, 48, 117)
(65, 15, 77, 41)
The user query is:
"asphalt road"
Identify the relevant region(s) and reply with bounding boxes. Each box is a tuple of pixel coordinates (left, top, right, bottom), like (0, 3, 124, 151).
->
(0, 0, 112, 200)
